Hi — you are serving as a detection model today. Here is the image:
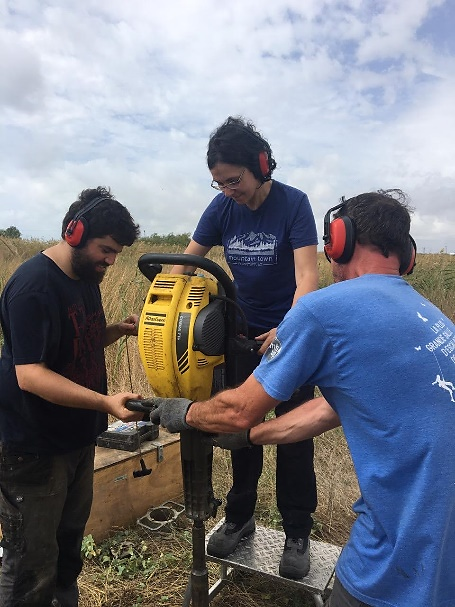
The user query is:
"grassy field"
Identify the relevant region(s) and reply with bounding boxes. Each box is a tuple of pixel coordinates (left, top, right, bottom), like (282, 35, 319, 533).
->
(1, 237, 454, 606)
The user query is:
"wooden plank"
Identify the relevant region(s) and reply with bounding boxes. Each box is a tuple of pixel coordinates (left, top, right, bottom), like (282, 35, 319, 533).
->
(85, 431, 183, 541)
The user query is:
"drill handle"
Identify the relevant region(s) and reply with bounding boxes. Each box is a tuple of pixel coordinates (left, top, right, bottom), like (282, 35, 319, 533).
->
(233, 336, 264, 353)
(125, 398, 158, 420)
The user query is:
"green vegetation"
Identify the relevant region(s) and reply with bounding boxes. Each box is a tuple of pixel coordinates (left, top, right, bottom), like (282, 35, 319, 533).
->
(0, 226, 21, 238)
(140, 233, 191, 247)
(81, 530, 184, 580)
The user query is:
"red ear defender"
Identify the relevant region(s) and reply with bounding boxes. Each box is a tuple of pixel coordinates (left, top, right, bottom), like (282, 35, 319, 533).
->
(64, 196, 109, 248)
(258, 150, 270, 178)
(64, 218, 88, 247)
(324, 217, 356, 263)
(323, 202, 356, 264)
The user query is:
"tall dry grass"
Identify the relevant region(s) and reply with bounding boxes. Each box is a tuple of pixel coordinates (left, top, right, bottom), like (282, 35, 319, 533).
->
(1, 238, 454, 606)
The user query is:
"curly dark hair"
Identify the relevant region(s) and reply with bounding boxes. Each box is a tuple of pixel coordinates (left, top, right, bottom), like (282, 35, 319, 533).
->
(207, 116, 277, 182)
(61, 187, 140, 246)
(336, 189, 414, 266)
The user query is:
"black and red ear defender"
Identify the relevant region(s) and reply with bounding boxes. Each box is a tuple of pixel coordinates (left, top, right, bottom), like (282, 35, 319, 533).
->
(323, 200, 417, 275)
(64, 196, 109, 248)
(323, 200, 357, 264)
(258, 150, 270, 178)
(235, 123, 271, 179)
(399, 235, 417, 276)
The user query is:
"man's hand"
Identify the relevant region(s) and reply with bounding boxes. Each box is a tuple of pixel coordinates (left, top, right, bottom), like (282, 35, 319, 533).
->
(119, 314, 139, 337)
(106, 393, 144, 422)
(149, 397, 193, 433)
(105, 314, 139, 346)
(212, 430, 252, 450)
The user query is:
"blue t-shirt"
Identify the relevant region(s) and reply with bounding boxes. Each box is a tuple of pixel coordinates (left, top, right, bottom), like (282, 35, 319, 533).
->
(192, 180, 317, 329)
(0, 253, 108, 454)
(254, 274, 455, 607)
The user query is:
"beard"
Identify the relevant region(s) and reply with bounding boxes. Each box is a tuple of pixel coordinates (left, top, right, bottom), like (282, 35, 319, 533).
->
(71, 248, 108, 284)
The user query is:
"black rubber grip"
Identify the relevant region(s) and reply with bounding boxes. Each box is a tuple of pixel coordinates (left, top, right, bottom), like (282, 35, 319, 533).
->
(125, 398, 157, 413)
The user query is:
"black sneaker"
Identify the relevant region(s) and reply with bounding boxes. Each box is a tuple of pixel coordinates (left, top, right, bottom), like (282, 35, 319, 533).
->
(279, 537, 310, 579)
(207, 517, 256, 558)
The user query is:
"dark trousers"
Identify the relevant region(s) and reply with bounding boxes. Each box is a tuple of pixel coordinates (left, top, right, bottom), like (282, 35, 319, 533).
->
(225, 326, 317, 538)
(325, 578, 372, 607)
(0, 444, 95, 607)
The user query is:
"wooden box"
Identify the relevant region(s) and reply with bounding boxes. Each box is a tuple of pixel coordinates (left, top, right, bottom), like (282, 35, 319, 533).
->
(85, 430, 183, 541)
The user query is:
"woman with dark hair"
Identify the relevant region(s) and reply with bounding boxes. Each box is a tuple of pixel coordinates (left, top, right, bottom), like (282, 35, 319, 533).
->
(173, 116, 319, 579)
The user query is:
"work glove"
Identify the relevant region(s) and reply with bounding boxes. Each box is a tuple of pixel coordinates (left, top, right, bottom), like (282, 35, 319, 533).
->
(149, 398, 193, 433)
(212, 430, 252, 450)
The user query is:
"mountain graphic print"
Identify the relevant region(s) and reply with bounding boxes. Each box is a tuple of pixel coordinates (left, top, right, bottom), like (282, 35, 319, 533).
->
(226, 231, 277, 266)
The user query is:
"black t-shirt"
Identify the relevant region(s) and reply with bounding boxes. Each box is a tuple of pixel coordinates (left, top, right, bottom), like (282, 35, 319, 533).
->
(0, 253, 108, 453)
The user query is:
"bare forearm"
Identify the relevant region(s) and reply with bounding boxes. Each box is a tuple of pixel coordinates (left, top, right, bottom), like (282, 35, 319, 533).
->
(186, 375, 278, 433)
(15, 363, 143, 421)
(249, 397, 340, 445)
(16, 364, 109, 411)
(292, 245, 319, 305)
(186, 391, 265, 433)
(292, 272, 318, 304)
(104, 323, 124, 346)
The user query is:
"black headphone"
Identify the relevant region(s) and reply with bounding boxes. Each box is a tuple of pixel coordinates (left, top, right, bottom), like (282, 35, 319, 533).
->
(323, 201, 417, 276)
(64, 196, 109, 248)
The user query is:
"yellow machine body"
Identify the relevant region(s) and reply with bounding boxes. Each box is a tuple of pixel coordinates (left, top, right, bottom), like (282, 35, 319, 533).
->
(138, 272, 225, 401)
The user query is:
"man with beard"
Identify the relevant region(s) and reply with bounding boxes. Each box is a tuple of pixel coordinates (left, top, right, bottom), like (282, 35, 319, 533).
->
(0, 187, 144, 607)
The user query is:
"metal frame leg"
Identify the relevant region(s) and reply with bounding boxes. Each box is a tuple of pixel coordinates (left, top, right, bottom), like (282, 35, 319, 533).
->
(208, 564, 234, 602)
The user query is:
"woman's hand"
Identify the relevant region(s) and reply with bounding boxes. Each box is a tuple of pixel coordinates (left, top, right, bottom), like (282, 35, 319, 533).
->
(255, 327, 277, 355)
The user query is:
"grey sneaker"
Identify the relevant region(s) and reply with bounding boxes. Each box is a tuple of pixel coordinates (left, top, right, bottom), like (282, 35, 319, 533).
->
(279, 537, 310, 579)
(207, 517, 255, 557)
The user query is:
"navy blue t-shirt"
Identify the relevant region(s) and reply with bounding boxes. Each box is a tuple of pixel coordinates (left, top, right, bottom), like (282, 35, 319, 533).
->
(0, 253, 108, 454)
(192, 180, 318, 329)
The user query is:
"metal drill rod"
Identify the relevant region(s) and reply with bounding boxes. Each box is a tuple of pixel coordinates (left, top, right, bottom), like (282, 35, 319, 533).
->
(188, 521, 209, 607)
(180, 429, 221, 607)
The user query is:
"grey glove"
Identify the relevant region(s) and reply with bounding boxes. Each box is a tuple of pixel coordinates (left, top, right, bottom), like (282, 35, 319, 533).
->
(212, 430, 252, 450)
(149, 398, 193, 433)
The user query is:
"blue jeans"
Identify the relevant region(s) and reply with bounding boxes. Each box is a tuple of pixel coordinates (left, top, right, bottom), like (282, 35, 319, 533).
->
(0, 444, 95, 607)
(325, 578, 372, 607)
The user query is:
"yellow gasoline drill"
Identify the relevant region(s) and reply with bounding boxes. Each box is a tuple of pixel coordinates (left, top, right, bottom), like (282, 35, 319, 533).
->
(127, 253, 261, 607)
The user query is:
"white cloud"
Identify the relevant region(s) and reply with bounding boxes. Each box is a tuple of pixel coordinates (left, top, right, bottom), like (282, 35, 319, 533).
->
(0, 0, 454, 251)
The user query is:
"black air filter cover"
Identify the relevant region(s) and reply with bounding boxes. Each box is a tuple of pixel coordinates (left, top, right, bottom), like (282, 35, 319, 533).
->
(193, 299, 225, 356)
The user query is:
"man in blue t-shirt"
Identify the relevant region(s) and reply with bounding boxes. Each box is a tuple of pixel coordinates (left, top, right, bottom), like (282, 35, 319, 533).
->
(0, 188, 144, 607)
(149, 190, 455, 607)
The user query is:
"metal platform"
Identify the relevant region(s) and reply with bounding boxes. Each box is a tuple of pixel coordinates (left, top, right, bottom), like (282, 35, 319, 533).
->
(205, 520, 341, 607)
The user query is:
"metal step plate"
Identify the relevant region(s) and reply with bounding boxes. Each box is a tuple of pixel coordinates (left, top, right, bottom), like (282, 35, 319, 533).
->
(206, 519, 341, 595)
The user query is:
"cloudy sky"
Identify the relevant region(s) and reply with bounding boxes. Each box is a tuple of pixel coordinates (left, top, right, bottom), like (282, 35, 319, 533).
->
(1, 0, 454, 252)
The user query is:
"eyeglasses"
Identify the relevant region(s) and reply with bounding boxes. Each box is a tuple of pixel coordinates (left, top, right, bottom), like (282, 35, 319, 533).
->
(211, 168, 246, 191)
